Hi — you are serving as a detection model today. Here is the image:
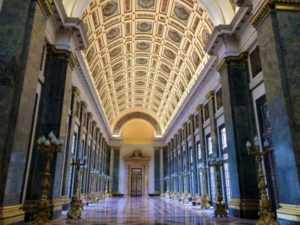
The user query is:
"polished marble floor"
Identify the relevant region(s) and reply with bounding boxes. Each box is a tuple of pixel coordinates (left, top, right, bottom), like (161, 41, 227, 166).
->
(51, 197, 256, 225)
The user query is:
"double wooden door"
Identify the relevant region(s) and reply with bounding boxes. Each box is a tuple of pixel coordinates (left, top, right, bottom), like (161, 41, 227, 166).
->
(131, 174, 142, 196)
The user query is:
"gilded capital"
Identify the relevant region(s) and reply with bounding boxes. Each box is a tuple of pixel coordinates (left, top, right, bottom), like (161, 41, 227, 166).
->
(72, 87, 80, 96)
(38, 0, 53, 18)
(206, 91, 215, 100)
(195, 104, 203, 112)
(188, 114, 194, 120)
(81, 101, 88, 109)
(217, 52, 248, 73)
(87, 112, 93, 119)
(182, 122, 188, 128)
(252, 0, 300, 27)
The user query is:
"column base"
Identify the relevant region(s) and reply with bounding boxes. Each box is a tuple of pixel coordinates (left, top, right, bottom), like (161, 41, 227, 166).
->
(229, 198, 259, 219)
(0, 205, 24, 225)
(23, 198, 63, 222)
(277, 204, 300, 225)
(61, 195, 71, 210)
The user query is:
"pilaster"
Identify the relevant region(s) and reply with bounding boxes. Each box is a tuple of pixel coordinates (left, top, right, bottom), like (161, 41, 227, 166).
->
(24, 44, 73, 221)
(0, 1, 47, 223)
(252, 1, 300, 223)
(218, 53, 259, 219)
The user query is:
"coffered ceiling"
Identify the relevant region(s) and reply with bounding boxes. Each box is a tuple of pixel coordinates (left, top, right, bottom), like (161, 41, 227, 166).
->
(80, 0, 216, 135)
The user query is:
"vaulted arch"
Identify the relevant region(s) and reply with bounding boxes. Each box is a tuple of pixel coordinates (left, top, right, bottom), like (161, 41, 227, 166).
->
(61, 0, 235, 135)
(113, 112, 162, 136)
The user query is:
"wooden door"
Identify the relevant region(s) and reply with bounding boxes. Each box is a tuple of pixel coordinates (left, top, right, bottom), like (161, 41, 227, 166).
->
(131, 174, 142, 196)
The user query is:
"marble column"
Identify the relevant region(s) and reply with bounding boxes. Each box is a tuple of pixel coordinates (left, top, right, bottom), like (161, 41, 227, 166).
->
(109, 147, 114, 194)
(61, 87, 80, 209)
(154, 148, 161, 193)
(182, 122, 190, 193)
(218, 53, 259, 218)
(0, 1, 47, 224)
(84, 112, 93, 195)
(77, 101, 87, 195)
(24, 44, 74, 220)
(159, 147, 164, 194)
(112, 148, 120, 194)
(195, 105, 207, 195)
(189, 114, 198, 196)
(206, 91, 219, 157)
(252, 2, 300, 224)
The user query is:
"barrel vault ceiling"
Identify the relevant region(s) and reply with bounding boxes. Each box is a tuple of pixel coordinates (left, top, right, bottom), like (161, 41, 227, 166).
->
(81, 0, 214, 135)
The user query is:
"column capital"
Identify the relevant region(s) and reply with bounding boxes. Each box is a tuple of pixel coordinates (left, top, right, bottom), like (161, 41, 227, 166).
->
(72, 87, 80, 96)
(182, 122, 188, 128)
(206, 91, 215, 100)
(38, 0, 54, 18)
(195, 104, 203, 112)
(87, 112, 93, 120)
(188, 114, 194, 121)
(252, 0, 300, 28)
(46, 45, 76, 69)
(217, 52, 248, 73)
(81, 101, 87, 109)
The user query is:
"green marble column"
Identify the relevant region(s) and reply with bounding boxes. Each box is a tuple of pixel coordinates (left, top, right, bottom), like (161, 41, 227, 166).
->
(218, 53, 259, 218)
(252, 2, 300, 224)
(189, 114, 198, 196)
(24, 45, 73, 220)
(154, 148, 161, 193)
(0, 1, 47, 223)
(206, 91, 219, 157)
(112, 148, 120, 195)
(195, 105, 207, 195)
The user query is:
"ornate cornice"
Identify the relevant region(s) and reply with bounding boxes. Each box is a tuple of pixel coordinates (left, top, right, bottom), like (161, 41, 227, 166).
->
(252, 0, 300, 27)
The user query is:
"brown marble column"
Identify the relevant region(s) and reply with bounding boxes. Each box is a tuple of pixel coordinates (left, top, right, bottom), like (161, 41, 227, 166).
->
(252, 2, 300, 224)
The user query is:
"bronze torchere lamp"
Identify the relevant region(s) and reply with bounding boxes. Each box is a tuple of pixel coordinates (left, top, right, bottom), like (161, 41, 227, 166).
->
(32, 132, 63, 225)
(246, 137, 278, 225)
(208, 157, 228, 218)
(67, 158, 86, 219)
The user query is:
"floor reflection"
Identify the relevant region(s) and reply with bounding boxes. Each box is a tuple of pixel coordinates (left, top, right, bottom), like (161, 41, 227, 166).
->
(51, 197, 256, 225)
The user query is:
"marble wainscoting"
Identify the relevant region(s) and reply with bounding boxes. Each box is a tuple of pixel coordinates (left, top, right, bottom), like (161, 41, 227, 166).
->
(46, 197, 256, 225)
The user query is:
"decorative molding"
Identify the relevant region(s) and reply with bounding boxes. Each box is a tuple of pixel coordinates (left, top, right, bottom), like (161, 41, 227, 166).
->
(277, 203, 300, 222)
(229, 198, 259, 211)
(0, 205, 24, 221)
(252, 0, 300, 28)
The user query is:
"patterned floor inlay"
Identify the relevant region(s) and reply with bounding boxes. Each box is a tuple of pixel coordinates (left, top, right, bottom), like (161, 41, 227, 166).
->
(50, 197, 256, 225)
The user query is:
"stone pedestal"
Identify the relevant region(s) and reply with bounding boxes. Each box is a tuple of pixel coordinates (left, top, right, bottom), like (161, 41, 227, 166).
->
(252, 2, 300, 224)
(218, 53, 259, 218)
